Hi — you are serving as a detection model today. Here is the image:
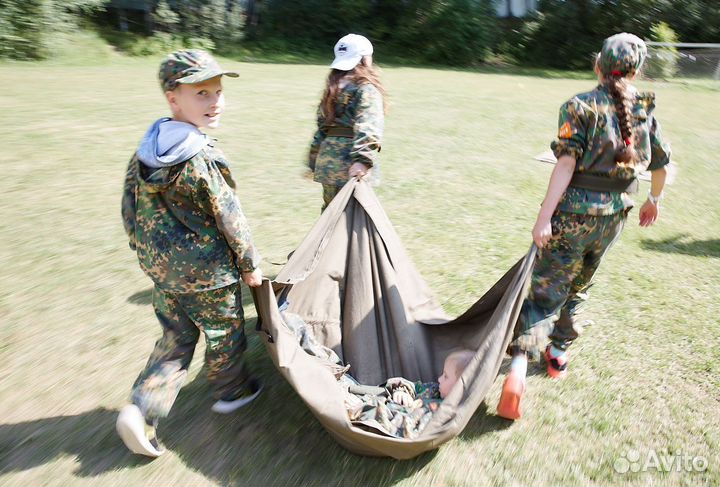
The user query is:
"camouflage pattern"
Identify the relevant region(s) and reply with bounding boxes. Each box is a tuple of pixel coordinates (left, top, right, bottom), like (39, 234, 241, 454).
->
(308, 82, 384, 190)
(159, 49, 238, 92)
(344, 377, 441, 439)
(322, 184, 341, 211)
(122, 141, 261, 294)
(512, 211, 626, 356)
(598, 33, 647, 77)
(131, 283, 250, 420)
(551, 86, 671, 215)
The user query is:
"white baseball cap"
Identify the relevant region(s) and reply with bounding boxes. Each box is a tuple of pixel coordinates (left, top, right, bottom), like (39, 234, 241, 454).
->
(330, 34, 373, 71)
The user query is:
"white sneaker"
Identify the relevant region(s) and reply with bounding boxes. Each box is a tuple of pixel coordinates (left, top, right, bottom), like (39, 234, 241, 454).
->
(116, 405, 165, 458)
(211, 379, 263, 414)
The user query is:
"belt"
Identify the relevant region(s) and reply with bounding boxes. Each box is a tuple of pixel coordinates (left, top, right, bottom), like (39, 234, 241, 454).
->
(569, 173, 639, 193)
(324, 126, 354, 138)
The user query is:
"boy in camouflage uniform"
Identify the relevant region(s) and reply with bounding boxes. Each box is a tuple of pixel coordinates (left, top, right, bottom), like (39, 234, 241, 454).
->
(117, 50, 263, 457)
(308, 34, 385, 210)
(497, 34, 672, 420)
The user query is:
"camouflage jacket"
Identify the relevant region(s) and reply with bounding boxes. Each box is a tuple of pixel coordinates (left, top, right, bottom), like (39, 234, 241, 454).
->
(308, 81, 384, 186)
(121, 142, 260, 293)
(551, 84, 671, 215)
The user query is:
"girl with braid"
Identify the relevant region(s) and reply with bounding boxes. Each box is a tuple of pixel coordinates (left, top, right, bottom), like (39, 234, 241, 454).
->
(497, 33, 672, 420)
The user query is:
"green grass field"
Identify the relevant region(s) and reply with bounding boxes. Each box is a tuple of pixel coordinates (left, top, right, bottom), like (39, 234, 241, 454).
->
(1, 54, 718, 486)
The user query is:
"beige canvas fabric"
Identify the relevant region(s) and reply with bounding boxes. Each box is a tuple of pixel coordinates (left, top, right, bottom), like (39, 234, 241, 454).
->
(254, 180, 536, 458)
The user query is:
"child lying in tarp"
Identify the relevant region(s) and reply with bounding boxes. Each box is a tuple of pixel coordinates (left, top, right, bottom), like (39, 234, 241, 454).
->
(279, 306, 474, 439)
(341, 349, 474, 439)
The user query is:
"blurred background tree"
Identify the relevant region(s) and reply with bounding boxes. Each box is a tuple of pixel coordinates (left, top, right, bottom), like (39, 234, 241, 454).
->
(2, 0, 718, 72)
(151, 0, 179, 34)
(643, 21, 680, 79)
(0, 0, 105, 59)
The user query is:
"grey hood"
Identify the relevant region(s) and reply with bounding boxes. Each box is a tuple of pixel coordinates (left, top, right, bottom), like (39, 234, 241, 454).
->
(137, 117, 209, 169)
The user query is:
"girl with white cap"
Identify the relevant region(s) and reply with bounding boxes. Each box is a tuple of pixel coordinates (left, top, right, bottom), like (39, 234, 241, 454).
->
(307, 33, 386, 210)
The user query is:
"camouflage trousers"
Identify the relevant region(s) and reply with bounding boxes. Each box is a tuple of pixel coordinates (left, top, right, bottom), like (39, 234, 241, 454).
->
(131, 283, 249, 420)
(512, 211, 627, 356)
(321, 184, 343, 212)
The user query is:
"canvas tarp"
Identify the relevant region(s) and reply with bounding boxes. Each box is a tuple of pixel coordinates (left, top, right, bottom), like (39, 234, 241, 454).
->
(253, 179, 536, 459)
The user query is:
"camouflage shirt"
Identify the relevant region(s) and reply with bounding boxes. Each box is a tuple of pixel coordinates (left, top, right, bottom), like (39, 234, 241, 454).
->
(551, 84, 671, 215)
(308, 81, 384, 186)
(122, 142, 260, 293)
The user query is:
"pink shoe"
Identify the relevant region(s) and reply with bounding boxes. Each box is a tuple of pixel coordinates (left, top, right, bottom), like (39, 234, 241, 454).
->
(544, 345, 568, 379)
(496, 372, 526, 420)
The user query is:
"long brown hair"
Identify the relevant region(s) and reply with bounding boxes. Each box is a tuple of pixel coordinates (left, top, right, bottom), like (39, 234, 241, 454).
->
(320, 58, 387, 124)
(604, 71, 637, 165)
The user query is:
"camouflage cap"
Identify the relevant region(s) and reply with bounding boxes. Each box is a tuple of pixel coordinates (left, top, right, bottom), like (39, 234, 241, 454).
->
(159, 49, 238, 91)
(598, 33, 647, 77)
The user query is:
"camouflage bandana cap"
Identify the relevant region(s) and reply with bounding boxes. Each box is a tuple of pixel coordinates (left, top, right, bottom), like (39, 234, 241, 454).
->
(598, 33, 647, 77)
(159, 49, 238, 91)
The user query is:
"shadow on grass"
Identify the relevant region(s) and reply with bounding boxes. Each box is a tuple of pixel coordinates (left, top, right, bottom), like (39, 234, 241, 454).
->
(640, 235, 720, 258)
(8, 273, 508, 485)
(127, 288, 153, 305)
(458, 402, 515, 438)
(163, 372, 440, 486)
(0, 332, 506, 485)
(0, 376, 434, 485)
(0, 407, 154, 476)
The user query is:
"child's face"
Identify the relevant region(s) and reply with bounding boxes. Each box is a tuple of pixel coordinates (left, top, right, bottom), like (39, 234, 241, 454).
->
(166, 76, 225, 129)
(438, 359, 459, 399)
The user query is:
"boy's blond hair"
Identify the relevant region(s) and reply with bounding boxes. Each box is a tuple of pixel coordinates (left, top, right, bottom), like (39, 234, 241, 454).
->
(446, 349, 475, 377)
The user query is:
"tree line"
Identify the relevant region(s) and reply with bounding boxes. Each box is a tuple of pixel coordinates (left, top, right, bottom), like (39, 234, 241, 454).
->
(1, 0, 718, 69)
